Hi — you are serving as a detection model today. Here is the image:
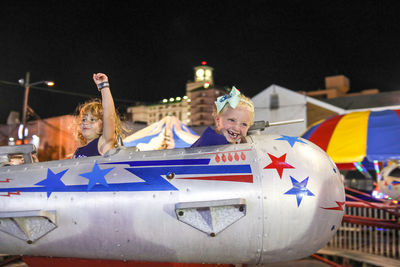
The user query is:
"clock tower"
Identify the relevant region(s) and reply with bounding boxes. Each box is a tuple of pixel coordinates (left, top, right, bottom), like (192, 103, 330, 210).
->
(186, 61, 226, 126)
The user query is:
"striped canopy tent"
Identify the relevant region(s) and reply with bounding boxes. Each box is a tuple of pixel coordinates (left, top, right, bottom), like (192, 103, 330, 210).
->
(301, 109, 400, 169)
(123, 116, 199, 151)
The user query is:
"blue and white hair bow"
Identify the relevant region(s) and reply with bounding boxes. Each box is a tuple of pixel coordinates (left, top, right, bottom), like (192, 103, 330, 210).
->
(215, 86, 242, 113)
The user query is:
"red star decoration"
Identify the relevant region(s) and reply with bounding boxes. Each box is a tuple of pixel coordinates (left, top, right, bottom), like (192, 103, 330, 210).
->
(264, 153, 294, 179)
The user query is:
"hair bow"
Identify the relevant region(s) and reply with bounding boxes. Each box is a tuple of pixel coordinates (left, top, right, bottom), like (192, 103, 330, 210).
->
(215, 86, 241, 113)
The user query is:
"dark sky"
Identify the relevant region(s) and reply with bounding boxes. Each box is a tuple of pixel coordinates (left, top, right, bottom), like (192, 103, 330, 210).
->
(1, 0, 400, 123)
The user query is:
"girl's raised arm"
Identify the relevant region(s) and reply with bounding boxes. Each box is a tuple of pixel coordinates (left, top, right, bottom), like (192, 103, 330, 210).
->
(93, 73, 116, 154)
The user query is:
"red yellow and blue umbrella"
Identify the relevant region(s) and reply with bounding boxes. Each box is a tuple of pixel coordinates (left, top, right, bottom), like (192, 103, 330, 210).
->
(302, 109, 400, 164)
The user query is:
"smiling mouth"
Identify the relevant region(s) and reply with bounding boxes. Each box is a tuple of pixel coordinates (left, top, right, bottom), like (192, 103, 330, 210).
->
(227, 130, 240, 139)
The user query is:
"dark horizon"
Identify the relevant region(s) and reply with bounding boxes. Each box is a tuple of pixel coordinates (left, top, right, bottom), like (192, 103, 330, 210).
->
(1, 0, 400, 123)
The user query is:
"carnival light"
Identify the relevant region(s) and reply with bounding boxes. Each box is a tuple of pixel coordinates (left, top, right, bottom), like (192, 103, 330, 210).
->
(353, 162, 372, 179)
(373, 160, 380, 176)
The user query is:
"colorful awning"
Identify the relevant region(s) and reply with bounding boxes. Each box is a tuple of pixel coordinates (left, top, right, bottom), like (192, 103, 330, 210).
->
(302, 109, 400, 163)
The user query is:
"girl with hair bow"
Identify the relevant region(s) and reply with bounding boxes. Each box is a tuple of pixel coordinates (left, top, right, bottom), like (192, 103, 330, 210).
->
(191, 87, 254, 147)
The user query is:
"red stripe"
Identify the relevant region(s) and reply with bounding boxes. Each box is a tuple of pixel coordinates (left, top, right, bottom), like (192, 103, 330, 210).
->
(336, 163, 356, 170)
(309, 114, 344, 151)
(395, 109, 400, 118)
(177, 175, 253, 183)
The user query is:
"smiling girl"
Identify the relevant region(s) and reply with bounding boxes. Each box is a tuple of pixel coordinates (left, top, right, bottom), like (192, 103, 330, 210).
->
(191, 87, 254, 147)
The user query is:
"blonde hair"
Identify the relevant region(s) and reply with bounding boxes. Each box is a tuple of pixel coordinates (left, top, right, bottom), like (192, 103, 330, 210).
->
(215, 92, 255, 124)
(75, 99, 126, 146)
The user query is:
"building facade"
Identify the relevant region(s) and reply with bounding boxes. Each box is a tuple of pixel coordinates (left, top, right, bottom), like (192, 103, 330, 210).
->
(127, 62, 226, 126)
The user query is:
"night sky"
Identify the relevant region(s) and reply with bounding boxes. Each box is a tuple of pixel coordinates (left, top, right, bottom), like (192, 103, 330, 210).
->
(1, 0, 400, 123)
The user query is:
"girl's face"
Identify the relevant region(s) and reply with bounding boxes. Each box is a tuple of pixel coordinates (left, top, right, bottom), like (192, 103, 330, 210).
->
(80, 111, 103, 142)
(215, 106, 253, 143)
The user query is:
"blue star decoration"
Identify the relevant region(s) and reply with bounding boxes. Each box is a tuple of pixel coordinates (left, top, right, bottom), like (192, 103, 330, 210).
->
(275, 135, 306, 147)
(79, 161, 114, 190)
(35, 169, 68, 198)
(284, 176, 315, 207)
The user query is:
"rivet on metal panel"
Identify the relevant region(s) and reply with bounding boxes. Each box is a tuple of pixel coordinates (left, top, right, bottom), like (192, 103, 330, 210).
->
(27, 240, 33, 244)
(178, 210, 184, 216)
(263, 196, 267, 199)
(117, 243, 121, 247)
(58, 164, 61, 167)
(239, 206, 244, 212)
(166, 172, 175, 179)
(210, 232, 216, 237)
(70, 197, 74, 201)
(257, 249, 261, 253)
(129, 156, 132, 159)
(24, 167, 27, 171)
(186, 188, 190, 192)
(257, 196, 261, 199)
(153, 194, 156, 198)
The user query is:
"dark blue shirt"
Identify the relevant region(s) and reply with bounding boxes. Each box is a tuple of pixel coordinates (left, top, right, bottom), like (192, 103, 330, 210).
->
(190, 127, 229, 148)
(73, 138, 101, 158)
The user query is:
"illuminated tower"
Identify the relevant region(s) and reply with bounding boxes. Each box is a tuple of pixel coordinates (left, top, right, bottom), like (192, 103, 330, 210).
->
(186, 62, 226, 126)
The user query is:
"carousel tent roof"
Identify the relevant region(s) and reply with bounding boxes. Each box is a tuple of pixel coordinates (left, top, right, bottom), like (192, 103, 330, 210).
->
(123, 116, 199, 151)
(302, 109, 400, 164)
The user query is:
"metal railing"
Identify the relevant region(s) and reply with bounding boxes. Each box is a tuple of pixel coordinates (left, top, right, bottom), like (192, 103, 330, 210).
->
(325, 201, 400, 259)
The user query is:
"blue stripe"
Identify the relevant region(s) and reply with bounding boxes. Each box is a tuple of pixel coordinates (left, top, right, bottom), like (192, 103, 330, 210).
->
(367, 110, 400, 161)
(0, 181, 178, 193)
(301, 122, 321, 139)
(124, 125, 165, 147)
(104, 158, 211, 167)
(172, 126, 192, 148)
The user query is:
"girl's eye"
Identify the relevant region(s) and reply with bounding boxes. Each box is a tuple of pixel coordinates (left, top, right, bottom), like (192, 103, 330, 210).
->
(242, 123, 248, 127)
(228, 118, 235, 122)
